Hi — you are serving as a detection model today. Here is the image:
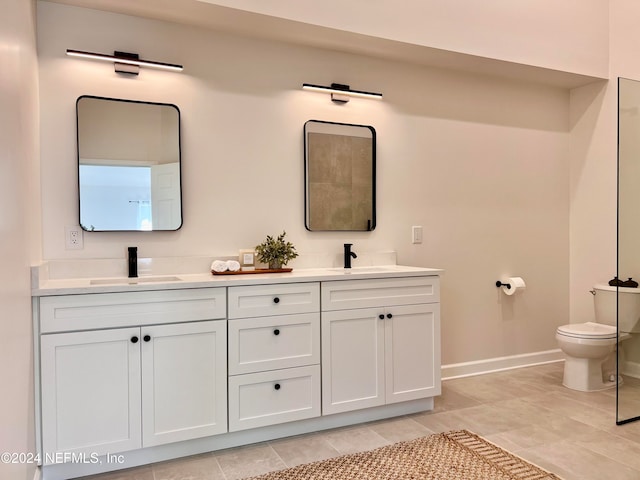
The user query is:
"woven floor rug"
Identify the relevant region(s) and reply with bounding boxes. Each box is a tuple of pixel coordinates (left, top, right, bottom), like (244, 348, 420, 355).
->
(246, 430, 561, 480)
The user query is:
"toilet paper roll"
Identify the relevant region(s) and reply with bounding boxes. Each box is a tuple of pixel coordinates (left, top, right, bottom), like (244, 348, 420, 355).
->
(501, 277, 526, 296)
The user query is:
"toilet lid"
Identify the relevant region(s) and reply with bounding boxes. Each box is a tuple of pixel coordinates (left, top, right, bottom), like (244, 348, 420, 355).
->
(557, 322, 617, 339)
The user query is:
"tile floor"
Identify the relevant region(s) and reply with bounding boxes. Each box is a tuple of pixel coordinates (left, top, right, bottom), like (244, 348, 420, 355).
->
(78, 362, 640, 480)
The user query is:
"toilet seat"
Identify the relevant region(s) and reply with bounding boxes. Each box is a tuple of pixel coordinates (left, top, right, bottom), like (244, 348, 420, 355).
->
(556, 322, 617, 340)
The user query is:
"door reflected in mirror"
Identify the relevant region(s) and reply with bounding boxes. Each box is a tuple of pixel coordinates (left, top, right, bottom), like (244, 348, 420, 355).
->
(77, 96, 182, 231)
(304, 120, 376, 231)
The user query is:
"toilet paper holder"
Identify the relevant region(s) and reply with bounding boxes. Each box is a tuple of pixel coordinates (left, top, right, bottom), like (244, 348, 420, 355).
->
(495, 280, 511, 289)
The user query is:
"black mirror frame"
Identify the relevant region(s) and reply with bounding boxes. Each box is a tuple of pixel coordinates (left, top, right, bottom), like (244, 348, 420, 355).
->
(303, 119, 376, 232)
(76, 95, 183, 232)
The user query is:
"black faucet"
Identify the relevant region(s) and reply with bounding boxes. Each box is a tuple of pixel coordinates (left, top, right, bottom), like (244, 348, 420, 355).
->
(128, 247, 138, 278)
(343, 243, 357, 269)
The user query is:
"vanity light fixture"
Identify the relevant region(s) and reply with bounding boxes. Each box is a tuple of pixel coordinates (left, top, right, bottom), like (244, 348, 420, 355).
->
(66, 49, 183, 75)
(302, 83, 383, 103)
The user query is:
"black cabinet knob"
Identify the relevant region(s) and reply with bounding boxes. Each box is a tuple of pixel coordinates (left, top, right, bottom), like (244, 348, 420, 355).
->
(131, 336, 139, 343)
(378, 314, 384, 320)
(273, 297, 280, 304)
(274, 383, 281, 390)
(387, 313, 393, 319)
(143, 335, 151, 342)
(273, 329, 280, 336)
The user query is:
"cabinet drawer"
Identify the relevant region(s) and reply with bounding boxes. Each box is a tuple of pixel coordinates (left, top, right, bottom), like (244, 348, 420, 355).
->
(322, 276, 439, 311)
(228, 283, 319, 319)
(228, 365, 320, 431)
(40, 288, 226, 333)
(228, 313, 319, 375)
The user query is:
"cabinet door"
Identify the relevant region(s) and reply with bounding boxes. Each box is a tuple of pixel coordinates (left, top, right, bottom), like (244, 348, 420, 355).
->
(40, 328, 141, 463)
(321, 308, 385, 415)
(141, 320, 227, 446)
(385, 304, 441, 404)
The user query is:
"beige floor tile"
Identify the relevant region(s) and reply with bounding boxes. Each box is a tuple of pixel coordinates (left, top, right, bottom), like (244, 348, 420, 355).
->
(269, 433, 340, 467)
(575, 429, 640, 471)
(152, 453, 224, 480)
(410, 409, 471, 433)
(518, 441, 640, 480)
(320, 424, 390, 455)
(602, 415, 640, 443)
(366, 417, 434, 443)
(489, 396, 566, 425)
(557, 385, 616, 411)
(486, 416, 600, 451)
(80, 466, 153, 480)
(445, 375, 521, 403)
(521, 391, 604, 420)
(432, 384, 482, 412)
(413, 402, 530, 436)
(214, 443, 286, 480)
(616, 381, 640, 421)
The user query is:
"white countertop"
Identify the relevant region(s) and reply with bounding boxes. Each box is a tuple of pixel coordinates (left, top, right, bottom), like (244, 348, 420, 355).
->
(32, 265, 443, 296)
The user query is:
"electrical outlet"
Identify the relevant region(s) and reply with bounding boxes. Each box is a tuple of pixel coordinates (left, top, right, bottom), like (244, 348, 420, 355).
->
(412, 226, 423, 244)
(65, 226, 84, 250)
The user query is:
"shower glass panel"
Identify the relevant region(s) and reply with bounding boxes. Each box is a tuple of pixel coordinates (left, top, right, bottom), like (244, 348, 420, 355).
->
(617, 77, 640, 425)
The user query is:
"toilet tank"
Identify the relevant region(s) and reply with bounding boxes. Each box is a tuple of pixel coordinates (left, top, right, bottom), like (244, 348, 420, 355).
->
(594, 284, 640, 332)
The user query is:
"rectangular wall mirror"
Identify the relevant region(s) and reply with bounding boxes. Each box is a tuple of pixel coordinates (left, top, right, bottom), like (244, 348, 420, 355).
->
(77, 95, 183, 231)
(304, 120, 376, 231)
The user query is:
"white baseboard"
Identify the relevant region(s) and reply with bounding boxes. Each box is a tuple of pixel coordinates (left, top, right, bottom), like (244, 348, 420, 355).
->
(442, 349, 564, 380)
(621, 360, 640, 379)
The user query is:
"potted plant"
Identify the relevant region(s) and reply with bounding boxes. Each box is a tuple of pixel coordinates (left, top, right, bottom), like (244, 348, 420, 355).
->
(255, 231, 298, 270)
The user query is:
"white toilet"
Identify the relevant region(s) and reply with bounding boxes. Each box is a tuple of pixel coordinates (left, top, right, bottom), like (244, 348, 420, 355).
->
(556, 284, 640, 392)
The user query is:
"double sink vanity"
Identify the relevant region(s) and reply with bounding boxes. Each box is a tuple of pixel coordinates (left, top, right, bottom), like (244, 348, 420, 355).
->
(32, 263, 442, 479)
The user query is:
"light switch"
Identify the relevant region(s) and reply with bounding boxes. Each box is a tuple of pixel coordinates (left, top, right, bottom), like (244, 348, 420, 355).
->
(412, 226, 423, 244)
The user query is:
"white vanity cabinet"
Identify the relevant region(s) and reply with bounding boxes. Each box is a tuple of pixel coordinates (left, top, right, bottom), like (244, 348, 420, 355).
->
(37, 288, 227, 463)
(33, 266, 442, 479)
(321, 276, 440, 415)
(227, 282, 321, 431)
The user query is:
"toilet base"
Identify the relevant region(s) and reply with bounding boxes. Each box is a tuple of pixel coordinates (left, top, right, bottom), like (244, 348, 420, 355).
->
(562, 355, 620, 392)
(562, 377, 618, 392)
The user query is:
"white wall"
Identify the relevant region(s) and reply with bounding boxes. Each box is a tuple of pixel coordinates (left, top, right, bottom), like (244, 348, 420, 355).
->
(38, 1, 571, 366)
(591, 0, 640, 365)
(568, 0, 640, 325)
(202, 0, 609, 78)
(0, 0, 40, 479)
(568, 81, 612, 324)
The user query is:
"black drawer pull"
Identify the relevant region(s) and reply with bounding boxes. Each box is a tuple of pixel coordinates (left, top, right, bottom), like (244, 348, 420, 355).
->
(273, 329, 280, 336)
(131, 336, 139, 343)
(274, 383, 281, 390)
(273, 297, 280, 304)
(387, 313, 393, 319)
(378, 314, 384, 320)
(143, 335, 151, 342)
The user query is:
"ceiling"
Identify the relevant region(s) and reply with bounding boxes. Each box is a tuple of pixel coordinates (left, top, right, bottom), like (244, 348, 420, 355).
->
(42, 0, 605, 89)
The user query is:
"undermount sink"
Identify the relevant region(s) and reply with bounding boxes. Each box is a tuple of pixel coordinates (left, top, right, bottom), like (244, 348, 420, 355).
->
(89, 275, 182, 286)
(329, 266, 394, 273)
